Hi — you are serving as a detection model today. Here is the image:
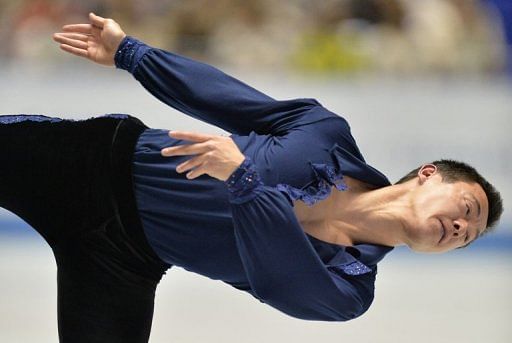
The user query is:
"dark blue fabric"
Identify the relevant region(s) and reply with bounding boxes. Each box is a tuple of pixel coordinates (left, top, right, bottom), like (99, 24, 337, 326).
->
(116, 36, 394, 321)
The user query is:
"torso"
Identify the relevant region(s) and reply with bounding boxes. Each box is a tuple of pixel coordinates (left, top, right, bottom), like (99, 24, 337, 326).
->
(292, 176, 377, 246)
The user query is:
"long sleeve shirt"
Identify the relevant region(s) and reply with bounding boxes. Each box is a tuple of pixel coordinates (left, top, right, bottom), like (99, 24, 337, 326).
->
(115, 36, 394, 322)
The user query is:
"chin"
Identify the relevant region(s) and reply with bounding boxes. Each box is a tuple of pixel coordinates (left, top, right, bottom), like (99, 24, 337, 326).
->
(412, 245, 447, 254)
(406, 231, 442, 253)
(408, 238, 452, 253)
(409, 244, 432, 253)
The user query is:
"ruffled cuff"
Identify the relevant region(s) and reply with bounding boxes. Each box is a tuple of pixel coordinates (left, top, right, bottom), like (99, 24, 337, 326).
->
(225, 156, 264, 204)
(114, 36, 151, 74)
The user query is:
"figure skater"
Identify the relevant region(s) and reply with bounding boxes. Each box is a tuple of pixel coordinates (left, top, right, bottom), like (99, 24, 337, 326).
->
(0, 12, 503, 343)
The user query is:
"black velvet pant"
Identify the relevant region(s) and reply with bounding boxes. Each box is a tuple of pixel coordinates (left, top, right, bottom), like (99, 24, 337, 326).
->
(0, 114, 172, 342)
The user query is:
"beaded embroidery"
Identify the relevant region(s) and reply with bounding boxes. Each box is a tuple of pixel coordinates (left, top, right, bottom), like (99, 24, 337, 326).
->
(328, 261, 373, 276)
(0, 114, 128, 124)
(225, 156, 263, 199)
(114, 36, 151, 73)
(0, 114, 64, 124)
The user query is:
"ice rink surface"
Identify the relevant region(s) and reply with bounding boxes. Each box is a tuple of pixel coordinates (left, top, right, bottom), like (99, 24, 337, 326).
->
(0, 64, 511, 342)
(0, 237, 510, 343)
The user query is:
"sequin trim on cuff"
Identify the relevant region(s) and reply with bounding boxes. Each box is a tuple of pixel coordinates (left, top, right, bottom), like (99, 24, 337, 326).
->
(114, 36, 151, 73)
(225, 156, 263, 200)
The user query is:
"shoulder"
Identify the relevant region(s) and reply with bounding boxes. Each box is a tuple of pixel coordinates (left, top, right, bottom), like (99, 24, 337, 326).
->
(295, 105, 357, 150)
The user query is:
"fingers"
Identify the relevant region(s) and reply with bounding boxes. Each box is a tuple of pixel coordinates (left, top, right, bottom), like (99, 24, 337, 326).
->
(161, 141, 212, 157)
(53, 32, 89, 42)
(161, 131, 219, 157)
(184, 165, 206, 179)
(179, 156, 208, 179)
(176, 154, 206, 176)
(60, 12, 108, 33)
(89, 12, 106, 29)
(53, 33, 88, 50)
(169, 130, 215, 142)
(59, 44, 88, 58)
(62, 23, 93, 34)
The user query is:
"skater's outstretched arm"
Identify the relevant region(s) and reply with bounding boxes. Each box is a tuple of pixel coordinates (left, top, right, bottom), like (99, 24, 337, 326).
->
(53, 13, 334, 136)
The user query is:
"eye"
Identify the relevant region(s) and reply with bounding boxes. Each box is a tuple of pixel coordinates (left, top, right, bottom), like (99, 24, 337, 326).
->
(466, 203, 470, 217)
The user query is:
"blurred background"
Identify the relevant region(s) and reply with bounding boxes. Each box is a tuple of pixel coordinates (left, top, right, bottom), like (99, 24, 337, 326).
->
(0, 0, 511, 342)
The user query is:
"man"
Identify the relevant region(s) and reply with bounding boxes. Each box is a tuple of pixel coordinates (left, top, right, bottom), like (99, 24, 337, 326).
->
(41, 12, 507, 342)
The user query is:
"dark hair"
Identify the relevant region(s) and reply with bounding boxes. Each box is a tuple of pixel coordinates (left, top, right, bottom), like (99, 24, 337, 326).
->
(395, 159, 504, 248)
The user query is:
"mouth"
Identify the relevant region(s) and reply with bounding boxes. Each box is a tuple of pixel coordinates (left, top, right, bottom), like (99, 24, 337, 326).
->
(438, 219, 446, 245)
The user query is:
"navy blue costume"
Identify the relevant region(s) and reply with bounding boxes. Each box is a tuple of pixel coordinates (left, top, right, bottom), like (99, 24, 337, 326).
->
(0, 35, 396, 343)
(116, 36, 395, 321)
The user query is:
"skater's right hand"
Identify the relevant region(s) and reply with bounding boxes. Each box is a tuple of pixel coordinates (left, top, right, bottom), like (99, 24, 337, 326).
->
(52, 13, 126, 66)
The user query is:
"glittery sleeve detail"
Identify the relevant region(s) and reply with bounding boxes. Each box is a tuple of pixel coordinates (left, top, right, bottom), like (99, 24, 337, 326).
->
(225, 156, 264, 204)
(324, 246, 374, 276)
(0, 113, 129, 124)
(328, 261, 373, 276)
(114, 36, 151, 74)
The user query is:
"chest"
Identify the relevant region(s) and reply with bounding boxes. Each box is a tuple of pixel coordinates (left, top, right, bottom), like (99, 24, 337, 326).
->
(291, 176, 375, 242)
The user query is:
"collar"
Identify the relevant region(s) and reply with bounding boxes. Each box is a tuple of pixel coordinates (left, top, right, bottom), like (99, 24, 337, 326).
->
(329, 142, 391, 188)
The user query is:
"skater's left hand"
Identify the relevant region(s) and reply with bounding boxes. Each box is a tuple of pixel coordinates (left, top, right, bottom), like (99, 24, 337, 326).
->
(161, 131, 246, 182)
(53, 13, 126, 66)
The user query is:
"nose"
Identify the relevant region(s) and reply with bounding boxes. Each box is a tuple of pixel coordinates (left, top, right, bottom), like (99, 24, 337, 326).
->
(452, 220, 468, 238)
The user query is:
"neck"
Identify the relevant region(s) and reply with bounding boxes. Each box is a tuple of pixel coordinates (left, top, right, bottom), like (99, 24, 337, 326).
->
(299, 181, 412, 247)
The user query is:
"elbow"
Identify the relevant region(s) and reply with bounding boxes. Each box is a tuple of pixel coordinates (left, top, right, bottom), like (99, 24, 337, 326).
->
(317, 297, 367, 322)
(289, 301, 366, 322)
(311, 288, 372, 322)
(328, 283, 375, 322)
(330, 301, 367, 322)
(254, 287, 368, 322)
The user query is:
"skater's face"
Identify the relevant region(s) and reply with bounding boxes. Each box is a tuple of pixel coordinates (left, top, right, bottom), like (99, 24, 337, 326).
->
(402, 165, 489, 253)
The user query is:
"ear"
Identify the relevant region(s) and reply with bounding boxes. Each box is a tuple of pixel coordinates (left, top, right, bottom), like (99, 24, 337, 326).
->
(417, 164, 438, 184)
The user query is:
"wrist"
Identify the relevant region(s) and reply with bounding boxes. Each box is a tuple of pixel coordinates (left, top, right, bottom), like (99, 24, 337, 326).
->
(227, 154, 246, 178)
(114, 36, 151, 73)
(112, 33, 127, 54)
(225, 156, 263, 202)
